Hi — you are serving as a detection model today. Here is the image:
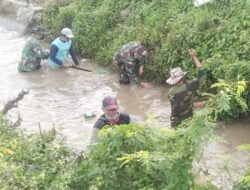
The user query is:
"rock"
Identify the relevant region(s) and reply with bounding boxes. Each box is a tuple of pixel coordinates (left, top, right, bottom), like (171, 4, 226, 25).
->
(0, 0, 44, 35)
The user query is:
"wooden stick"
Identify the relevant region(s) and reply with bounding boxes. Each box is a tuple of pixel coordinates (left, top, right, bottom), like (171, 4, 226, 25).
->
(69, 65, 92, 72)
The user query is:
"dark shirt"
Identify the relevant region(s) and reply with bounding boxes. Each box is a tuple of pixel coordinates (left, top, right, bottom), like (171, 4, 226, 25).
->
(93, 112, 130, 130)
(91, 112, 130, 143)
(49, 44, 79, 65)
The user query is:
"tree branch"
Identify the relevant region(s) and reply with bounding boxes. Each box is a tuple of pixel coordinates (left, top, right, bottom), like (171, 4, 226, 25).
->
(2, 89, 29, 115)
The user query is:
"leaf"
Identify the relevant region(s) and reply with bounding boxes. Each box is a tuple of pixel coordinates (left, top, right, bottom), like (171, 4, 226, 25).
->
(235, 96, 248, 112)
(236, 80, 247, 96)
(237, 144, 250, 151)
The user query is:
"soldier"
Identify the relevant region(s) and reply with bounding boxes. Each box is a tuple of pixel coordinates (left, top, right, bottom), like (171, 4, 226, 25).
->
(113, 42, 150, 88)
(166, 49, 207, 128)
(90, 96, 130, 143)
(48, 28, 79, 68)
(18, 26, 49, 72)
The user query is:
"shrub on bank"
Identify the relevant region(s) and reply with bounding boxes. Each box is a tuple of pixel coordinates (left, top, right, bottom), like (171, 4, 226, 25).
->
(0, 114, 215, 189)
(0, 116, 74, 190)
(70, 115, 214, 189)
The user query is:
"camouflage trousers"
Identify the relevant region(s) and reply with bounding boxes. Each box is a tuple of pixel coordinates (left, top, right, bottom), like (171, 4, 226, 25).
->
(170, 111, 193, 128)
(18, 59, 41, 72)
(118, 63, 140, 84)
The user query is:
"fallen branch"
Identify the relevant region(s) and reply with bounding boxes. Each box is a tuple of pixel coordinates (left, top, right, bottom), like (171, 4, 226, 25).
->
(2, 89, 29, 115)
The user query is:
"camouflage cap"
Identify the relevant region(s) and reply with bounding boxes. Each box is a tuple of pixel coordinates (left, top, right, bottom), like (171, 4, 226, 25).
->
(166, 67, 187, 85)
(32, 26, 46, 35)
(135, 45, 147, 58)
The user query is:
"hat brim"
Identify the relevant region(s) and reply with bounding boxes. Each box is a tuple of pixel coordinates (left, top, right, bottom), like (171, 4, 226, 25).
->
(66, 34, 74, 38)
(104, 105, 118, 110)
(166, 72, 187, 85)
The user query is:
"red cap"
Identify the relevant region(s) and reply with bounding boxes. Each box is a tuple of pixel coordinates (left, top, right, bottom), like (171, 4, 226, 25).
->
(102, 96, 118, 110)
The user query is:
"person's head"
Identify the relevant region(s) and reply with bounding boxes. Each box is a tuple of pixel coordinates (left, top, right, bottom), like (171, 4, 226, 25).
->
(60, 28, 74, 42)
(32, 26, 46, 40)
(134, 45, 148, 62)
(102, 96, 119, 119)
(166, 67, 187, 85)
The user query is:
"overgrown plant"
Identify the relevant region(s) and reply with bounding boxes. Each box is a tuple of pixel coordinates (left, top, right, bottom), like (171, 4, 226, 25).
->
(70, 115, 214, 190)
(0, 116, 75, 190)
(205, 79, 248, 121)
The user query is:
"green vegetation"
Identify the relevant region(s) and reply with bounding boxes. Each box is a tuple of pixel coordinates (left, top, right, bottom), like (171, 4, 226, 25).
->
(0, 115, 74, 190)
(205, 79, 248, 121)
(0, 114, 216, 189)
(43, 0, 250, 120)
(233, 145, 250, 190)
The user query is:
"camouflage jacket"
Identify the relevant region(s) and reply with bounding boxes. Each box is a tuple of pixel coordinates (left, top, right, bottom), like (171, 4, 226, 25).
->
(113, 42, 147, 83)
(18, 36, 49, 72)
(168, 68, 207, 127)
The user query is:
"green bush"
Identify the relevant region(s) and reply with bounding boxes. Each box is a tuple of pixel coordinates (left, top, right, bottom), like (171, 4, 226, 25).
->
(205, 79, 249, 121)
(70, 115, 214, 190)
(0, 116, 75, 190)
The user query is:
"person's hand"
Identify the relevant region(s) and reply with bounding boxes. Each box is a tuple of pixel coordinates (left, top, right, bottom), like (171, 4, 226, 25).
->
(193, 100, 207, 109)
(140, 82, 152, 88)
(188, 48, 197, 58)
(62, 62, 72, 68)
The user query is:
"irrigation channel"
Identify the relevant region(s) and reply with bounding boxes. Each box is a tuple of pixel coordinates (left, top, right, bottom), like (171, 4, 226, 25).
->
(0, 17, 249, 190)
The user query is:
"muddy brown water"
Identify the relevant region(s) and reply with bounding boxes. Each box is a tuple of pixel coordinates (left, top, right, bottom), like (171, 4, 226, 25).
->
(0, 17, 250, 189)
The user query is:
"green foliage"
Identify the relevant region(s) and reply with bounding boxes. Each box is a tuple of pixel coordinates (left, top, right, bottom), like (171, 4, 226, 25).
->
(0, 116, 75, 190)
(70, 115, 214, 190)
(194, 183, 218, 190)
(233, 144, 250, 190)
(205, 79, 248, 121)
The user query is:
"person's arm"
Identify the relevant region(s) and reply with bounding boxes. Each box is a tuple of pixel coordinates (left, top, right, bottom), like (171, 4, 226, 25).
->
(69, 44, 79, 65)
(193, 100, 207, 109)
(49, 45, 63, 65)
(32, 41, 46, 59)
(188, 48, 202, 69)
(42, 49, 49, 59)
(139, 65, 144, 76)
(186, 49, 206, 91)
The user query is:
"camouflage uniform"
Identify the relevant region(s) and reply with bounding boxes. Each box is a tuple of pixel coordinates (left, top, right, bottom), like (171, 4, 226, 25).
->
(18, 36, 49, 72)
(168, 68, 206, 127)
(113, 42, 147, 84)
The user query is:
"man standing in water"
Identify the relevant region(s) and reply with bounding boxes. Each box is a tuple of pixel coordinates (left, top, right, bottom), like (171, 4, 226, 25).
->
(48, 28, 79, 68)
(18, 26, 49, 72)
(113, 42, 150, 88)
(90, 96, 130, 143)
(166, 48, 207, 128)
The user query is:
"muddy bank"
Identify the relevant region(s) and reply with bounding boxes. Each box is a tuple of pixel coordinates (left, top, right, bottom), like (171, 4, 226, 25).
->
(0, 0, 43, 34)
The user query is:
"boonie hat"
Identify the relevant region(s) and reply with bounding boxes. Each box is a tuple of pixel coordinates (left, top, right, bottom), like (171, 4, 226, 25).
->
(102, 96, 118, 110)
(61, 28, 74, 38)
(166, 67, 187, 85)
